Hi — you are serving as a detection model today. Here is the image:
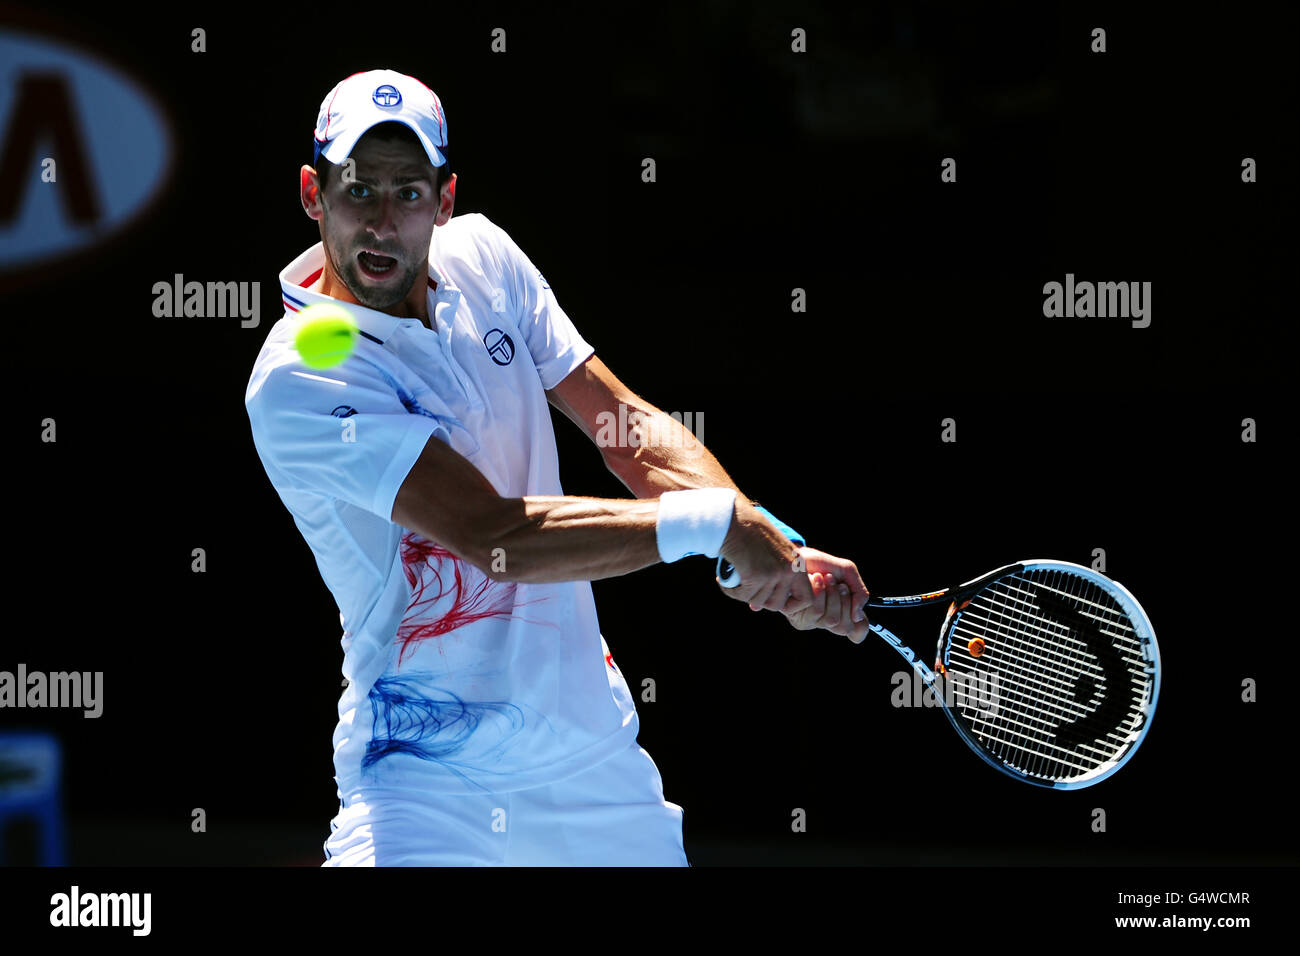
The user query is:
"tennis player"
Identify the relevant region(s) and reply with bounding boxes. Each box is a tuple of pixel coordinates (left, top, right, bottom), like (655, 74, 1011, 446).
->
(244, 69, 871, 866)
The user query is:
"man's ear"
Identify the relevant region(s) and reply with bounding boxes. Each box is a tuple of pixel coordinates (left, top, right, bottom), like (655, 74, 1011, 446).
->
(435, 172, 456, 227)
(301, 165, 324, 220)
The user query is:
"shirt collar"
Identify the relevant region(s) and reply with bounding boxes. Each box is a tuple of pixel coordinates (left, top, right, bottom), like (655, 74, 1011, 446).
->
(278, 242, 451, 344)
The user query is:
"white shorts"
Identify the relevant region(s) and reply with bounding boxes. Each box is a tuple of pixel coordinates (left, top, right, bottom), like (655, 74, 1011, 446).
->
(322, 740, 689, 866)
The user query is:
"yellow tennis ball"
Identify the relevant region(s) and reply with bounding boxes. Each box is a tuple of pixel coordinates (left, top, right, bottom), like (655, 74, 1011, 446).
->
(293, 303, 358, 369)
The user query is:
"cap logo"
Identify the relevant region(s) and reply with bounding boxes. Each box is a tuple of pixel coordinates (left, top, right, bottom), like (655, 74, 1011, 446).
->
(372, 84, 402, 108)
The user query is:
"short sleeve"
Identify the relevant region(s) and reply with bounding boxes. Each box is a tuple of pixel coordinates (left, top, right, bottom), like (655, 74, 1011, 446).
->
(245, 354, 445, 521)
(489, 220, 595, 390)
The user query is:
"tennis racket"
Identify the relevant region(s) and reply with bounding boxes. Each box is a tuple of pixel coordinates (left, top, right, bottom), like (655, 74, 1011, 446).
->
(718, 555, 1160, 789)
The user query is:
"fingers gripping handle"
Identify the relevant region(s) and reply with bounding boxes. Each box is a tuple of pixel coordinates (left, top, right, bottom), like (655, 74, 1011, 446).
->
(716, 506, 805, 588)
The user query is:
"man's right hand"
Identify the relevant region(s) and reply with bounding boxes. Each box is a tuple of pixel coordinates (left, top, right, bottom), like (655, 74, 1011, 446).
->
(715, 498, 816, 614)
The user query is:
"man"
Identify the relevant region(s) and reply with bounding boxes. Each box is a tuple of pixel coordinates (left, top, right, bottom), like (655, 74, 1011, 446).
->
(245, 69, 871, 866)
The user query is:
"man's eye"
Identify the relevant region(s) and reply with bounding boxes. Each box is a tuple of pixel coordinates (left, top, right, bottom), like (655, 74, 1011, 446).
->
(401, 188, 421, 200)
(349, 184, 370, 198)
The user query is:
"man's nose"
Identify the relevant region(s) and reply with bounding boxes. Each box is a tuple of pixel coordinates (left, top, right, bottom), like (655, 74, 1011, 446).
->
(366, 195, 398, 238)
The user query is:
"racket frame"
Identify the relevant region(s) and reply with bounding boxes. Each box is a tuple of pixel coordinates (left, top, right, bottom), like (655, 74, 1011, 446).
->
(871, 559, 1160, 789)
(718, 551, 1160, 788)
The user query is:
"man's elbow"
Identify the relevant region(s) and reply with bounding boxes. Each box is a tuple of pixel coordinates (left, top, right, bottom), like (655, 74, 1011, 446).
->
(601, 441, 640, 491)
(459, 498, 536, 583)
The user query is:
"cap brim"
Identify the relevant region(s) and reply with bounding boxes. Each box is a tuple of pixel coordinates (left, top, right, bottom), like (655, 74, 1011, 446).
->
(317, 119, 446, 170)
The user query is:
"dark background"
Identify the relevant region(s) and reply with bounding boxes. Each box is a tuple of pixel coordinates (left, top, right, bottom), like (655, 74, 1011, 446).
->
(2, 0, 1291, 871)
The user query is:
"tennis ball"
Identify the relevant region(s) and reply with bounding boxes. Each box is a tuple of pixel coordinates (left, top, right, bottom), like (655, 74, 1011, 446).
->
(293, 303, 358, 369)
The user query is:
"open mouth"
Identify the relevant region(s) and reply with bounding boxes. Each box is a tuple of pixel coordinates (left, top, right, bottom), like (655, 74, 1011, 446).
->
(357, 250, 398, 279)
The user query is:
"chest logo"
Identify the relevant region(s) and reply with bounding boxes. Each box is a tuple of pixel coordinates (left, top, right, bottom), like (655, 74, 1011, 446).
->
(483, 329, 514, 366)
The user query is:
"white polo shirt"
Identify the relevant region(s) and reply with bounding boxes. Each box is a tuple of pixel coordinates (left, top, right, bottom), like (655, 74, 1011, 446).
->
(245, 212, 640, 797)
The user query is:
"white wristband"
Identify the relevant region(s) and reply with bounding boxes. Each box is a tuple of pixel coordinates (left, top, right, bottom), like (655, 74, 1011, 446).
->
(656, 488, 738, 563)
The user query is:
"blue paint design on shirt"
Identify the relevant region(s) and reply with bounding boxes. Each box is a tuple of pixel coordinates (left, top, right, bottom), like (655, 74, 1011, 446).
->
(363, 675, 526, 792)
(369, 363, 480, 456)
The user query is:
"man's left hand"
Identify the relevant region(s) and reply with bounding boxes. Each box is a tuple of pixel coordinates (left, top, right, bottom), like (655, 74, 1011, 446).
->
(781, 547, 871, 644)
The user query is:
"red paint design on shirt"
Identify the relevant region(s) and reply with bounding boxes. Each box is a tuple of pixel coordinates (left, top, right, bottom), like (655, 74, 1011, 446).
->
(396, 532, 518, 667)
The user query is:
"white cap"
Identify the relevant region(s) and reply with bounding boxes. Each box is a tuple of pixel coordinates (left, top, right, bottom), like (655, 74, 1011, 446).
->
(313, 70, 448, 169)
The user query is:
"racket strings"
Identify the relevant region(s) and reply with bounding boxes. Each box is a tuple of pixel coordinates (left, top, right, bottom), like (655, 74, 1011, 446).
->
(949, 596, 1145, 717)
(954, 609, 1104, 693)
(951, 586, 1125, 717)
(943, 568, 1154, 783)
(1006, 572, 1149, 779)
(980, 571, 1141, 777)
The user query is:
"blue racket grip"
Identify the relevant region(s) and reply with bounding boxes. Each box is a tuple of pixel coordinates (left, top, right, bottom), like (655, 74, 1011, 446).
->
(716, 506, 805, 588)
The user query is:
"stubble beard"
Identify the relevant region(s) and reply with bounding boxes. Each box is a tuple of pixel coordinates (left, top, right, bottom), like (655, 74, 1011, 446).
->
(325, 234, 420, 313)
(340, 252, 420, 313)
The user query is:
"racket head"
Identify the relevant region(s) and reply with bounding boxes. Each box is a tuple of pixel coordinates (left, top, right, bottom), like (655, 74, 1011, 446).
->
(932, 560, 1160, 789)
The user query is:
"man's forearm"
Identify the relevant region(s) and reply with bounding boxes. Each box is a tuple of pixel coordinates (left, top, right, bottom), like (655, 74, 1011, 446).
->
(603, 406, 742, 499)
(473, 494, 665, 584)
(459, 407, 753, 585)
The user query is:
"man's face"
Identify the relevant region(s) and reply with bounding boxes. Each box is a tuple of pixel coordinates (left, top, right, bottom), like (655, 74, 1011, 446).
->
(307, 133, 445, 315)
